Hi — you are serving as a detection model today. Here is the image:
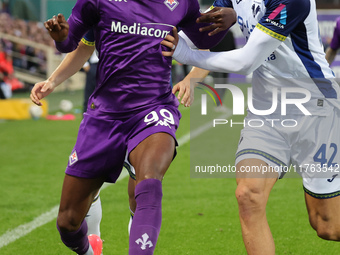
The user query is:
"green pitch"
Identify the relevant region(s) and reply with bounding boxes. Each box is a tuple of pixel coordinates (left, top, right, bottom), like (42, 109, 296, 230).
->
(0, 89, 339, 254)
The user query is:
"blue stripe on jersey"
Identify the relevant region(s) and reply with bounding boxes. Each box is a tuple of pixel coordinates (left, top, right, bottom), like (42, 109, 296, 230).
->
(290, 25, 337, 99)
(280, 7, 287, 25)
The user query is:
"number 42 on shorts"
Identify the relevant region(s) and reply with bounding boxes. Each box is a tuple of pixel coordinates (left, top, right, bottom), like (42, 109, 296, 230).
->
(313, 143, 338, 168)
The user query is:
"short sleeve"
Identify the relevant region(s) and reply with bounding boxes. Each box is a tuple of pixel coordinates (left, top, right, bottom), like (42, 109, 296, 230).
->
(257, 0, 310, 41)
(56, 0, 99, 52)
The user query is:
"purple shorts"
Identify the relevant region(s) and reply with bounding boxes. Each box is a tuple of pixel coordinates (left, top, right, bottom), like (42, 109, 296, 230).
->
(66, 104, 181, 183)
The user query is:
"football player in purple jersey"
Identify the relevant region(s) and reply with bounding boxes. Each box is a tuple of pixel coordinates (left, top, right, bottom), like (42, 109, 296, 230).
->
(30, 0, 236, 254)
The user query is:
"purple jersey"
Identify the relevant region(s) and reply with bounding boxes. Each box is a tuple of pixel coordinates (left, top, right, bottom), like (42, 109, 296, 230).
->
(330, 17, 340, 51)
(56, 0, 226, 117)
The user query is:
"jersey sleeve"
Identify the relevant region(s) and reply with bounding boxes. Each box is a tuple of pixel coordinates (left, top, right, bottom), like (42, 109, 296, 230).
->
(329, 17, 340, 51)
(55, 0, 99, 52)
(256, 0, 310, 42)
(173, 27, 282, 75)
(212, 0, 233, 8)
(81, 29, 96, 46)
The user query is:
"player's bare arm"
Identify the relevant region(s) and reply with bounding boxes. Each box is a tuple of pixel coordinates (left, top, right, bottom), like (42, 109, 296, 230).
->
(30, 42, 95, 106)
(197, 7, 237, 36)
(44, 13, 69, 42)
(325, 47, 338, 65)
(161, 27, 196, 107)
(173, 66, 210, 107)
(30, 80, 55, 106)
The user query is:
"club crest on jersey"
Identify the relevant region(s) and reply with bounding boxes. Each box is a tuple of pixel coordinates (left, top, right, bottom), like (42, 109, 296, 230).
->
(69, 150, 78, 165)
(164, 0, 178, 11)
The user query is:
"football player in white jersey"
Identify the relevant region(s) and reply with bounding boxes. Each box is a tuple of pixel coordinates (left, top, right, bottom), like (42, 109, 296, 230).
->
(162, 1, 340, 254)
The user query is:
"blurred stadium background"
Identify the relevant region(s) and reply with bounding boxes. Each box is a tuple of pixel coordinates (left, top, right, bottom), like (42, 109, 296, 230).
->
(1, 0, 340, 254)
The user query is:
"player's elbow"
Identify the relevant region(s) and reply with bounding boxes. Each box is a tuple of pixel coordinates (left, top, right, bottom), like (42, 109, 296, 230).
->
(56, 44, 77, 53)
(55, 38, 79, 53)
(233, 60, 257, 75)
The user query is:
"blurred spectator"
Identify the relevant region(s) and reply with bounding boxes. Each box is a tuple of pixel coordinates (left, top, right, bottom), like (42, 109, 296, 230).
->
(0, 12, 54, 77)
(0, 72, 11, 99)
(0, 45, 24, 94)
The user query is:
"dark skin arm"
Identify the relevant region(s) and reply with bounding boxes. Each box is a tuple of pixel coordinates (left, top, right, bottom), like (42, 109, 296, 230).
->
(44, 13, 69, 42)
(197, 7, 236, 36)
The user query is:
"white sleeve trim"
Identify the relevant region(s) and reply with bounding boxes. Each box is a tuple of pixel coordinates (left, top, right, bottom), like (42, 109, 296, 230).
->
(173, 27, 283, 75)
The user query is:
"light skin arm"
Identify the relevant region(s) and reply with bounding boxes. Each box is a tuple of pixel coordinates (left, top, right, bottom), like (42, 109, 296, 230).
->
(325, 47, 338, 65)
(30, 41, 95, 106)
(173, 63, 210, 107)
(172, 6, 235, 106)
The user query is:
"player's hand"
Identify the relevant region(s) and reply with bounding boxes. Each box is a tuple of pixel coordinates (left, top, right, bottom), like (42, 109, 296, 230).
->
(197, 7, 236, 36)
(30, 80, 55, 106)
(44, 13, 69, 42)
(162, 27, 190, 65)
(172, 78, 195, 107)
(161, 27, 179, 57)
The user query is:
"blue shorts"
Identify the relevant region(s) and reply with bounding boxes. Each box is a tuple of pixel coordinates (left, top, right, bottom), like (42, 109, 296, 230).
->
(66, 104, 181, 183)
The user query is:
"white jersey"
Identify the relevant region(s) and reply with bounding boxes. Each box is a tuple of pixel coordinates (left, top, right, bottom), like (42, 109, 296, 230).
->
(219, 0, 339, 115)
(174, 0, 340, 116)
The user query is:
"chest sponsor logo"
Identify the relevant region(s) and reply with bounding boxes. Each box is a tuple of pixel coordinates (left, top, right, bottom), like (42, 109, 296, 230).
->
(111, 22, 172, 38)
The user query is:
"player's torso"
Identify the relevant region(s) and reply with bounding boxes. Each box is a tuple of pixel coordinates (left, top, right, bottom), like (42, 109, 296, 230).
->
(95, 0, 187, 57)
(227, 0, 339, 114)
(88, 0, 194, 115)
(232, 0, 333, 77)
